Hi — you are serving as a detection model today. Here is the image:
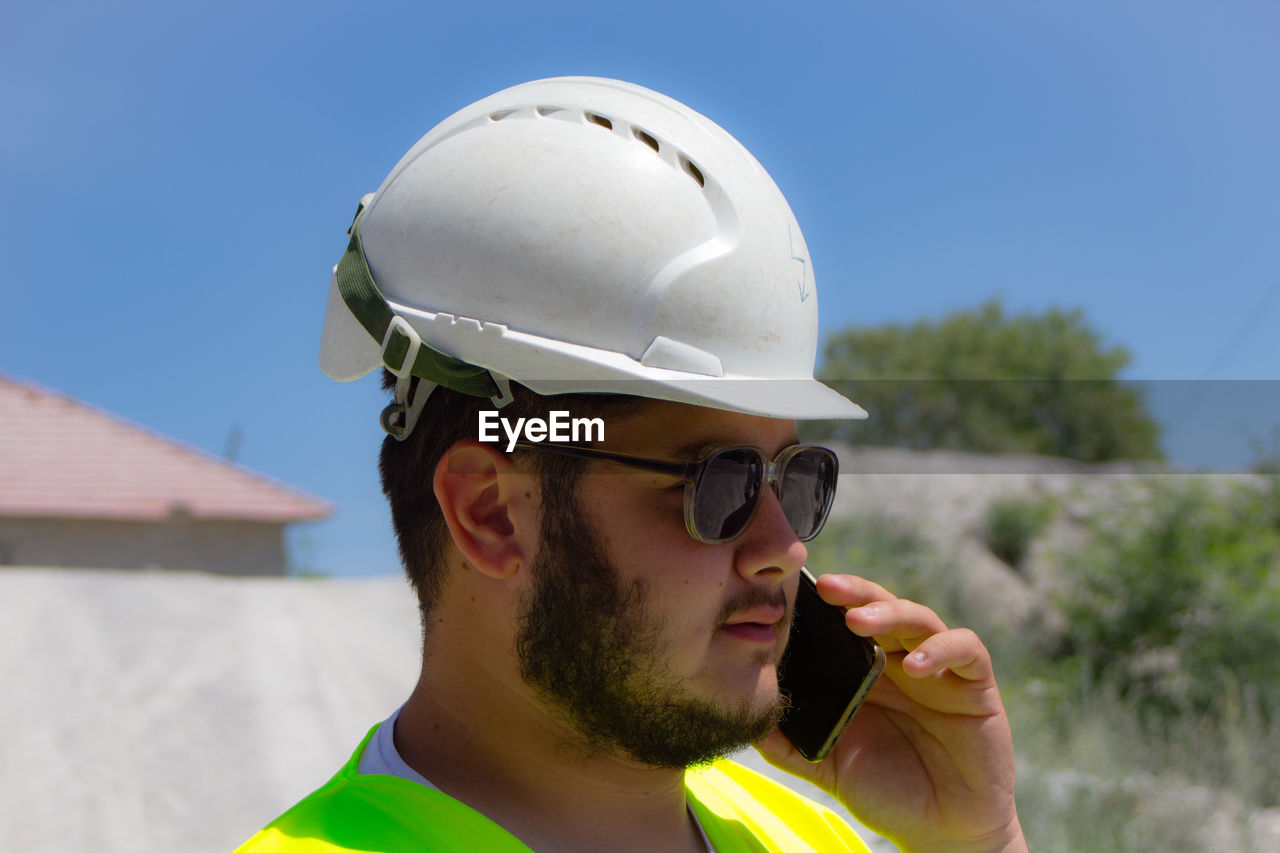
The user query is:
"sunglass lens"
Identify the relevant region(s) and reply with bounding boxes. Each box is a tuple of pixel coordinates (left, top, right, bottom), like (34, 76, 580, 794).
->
(691, 448, 764, 542)
(778, 449, 837, 540)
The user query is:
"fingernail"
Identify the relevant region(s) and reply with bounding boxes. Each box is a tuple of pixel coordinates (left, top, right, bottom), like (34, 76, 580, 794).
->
(911, 651, 928, 663)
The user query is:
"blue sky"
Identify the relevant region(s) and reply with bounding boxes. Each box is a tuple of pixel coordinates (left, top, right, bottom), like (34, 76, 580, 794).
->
(3, 1, 1277, 576)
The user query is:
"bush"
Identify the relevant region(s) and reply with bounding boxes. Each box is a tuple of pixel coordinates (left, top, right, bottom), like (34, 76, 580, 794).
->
(982, 495, 1055, 569)
(1050, 476, 1280, 805)
(814, 300, 1164, 461)
(805, 515, 963, 626)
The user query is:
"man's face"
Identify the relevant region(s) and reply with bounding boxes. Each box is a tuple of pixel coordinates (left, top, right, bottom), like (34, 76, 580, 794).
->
(515, 402, 808, 768)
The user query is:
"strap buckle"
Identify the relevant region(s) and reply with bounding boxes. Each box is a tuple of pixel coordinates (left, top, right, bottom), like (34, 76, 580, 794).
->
(379, 378, 435, 442)
(381, 315, 421, 379)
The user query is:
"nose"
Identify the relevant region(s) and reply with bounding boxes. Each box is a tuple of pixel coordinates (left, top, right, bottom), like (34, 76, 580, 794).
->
(733, 486, 807, 583)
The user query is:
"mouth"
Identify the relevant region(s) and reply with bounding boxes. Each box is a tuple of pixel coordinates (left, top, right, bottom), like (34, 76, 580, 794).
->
(720, 622, 779, 643)
(719, 604, 787, 644)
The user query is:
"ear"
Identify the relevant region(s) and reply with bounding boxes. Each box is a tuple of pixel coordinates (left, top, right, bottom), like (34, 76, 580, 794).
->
(433, 440, 537, 580)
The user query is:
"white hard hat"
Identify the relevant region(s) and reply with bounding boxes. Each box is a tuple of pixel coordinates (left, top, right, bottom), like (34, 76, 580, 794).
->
(319, 76, 866, 437)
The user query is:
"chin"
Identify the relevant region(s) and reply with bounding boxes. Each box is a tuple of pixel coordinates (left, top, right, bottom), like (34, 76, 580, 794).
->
(709, 663, 781, 712)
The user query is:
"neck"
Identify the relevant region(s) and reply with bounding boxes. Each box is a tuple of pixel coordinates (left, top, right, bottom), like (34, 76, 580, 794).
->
(394, 639, 706, 853)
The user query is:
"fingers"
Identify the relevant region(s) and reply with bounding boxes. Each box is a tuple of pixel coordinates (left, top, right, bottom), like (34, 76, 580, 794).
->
(814, 572, 895, 607)
(815, 573, 994, 683)
(903, 628, 991, 682)
(844, 597, 948, 652)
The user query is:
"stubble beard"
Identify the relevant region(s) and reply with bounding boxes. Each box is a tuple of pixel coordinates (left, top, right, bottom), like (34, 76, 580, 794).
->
(515, 485, 785, 770)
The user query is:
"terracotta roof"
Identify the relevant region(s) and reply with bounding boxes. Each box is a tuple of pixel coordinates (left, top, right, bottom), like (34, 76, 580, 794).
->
(0, 375, 331, 522)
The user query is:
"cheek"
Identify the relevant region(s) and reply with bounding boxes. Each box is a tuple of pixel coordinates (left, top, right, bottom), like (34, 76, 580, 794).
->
(645, 489, 689, 537)
(590, 480, 688, 547)
(582, 478, 729, 622)
(630, 494, 712, 578)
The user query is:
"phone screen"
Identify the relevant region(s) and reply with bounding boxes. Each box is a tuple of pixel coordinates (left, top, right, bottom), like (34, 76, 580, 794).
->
(777, 568, 886, 762)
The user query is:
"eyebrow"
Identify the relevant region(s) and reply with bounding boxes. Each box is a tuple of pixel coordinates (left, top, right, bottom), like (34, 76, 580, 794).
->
(667, 438, 721, 461)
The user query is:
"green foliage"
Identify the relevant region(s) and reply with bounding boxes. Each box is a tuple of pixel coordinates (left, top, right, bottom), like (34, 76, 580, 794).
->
(805, 515, 964, 627)
(813, 300, 1163, 461)
(1010, 677, 1280, 852)
(1249, 426, 1280, 477)
(1049, 478, 1280, 806)
(1058, 480, 1280, 718)
(1008, 666, 1280, 847)
(982, 495, 1055, 569)
(805, 515, 1021, 664)
(1014, 776, 1192, 853)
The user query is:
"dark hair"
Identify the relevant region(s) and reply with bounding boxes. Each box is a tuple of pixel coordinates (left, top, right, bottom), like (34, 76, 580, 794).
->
(377, 372, 648, 630)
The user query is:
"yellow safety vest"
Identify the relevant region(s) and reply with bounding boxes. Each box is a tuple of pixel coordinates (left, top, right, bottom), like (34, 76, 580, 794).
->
(237, 725, 871, 852)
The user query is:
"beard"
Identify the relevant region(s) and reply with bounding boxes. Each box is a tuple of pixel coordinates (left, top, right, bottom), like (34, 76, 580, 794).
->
(514, 482, 786, 770)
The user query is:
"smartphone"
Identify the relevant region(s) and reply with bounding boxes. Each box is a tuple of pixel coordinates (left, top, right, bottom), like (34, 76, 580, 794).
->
(777, 568, 886, 762)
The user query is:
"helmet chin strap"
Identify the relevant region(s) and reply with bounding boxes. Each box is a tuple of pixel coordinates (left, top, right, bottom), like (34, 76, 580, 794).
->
(380, 371, 515, 441)
(380, 376, 436, 441)
(489, 373, 515, 408)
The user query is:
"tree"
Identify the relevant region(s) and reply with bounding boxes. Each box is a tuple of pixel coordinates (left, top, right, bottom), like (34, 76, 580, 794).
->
(812, 300, 1163, 461)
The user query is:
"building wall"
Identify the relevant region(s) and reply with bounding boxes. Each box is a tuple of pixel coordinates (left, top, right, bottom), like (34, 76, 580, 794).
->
(0, 517, 289, 575)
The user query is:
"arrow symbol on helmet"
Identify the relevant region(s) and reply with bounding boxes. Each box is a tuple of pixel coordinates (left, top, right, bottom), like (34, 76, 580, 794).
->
(790, 222, 810, 303)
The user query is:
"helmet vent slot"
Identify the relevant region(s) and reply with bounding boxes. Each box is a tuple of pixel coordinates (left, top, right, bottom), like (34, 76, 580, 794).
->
(536, 105, 564, 117)
(679, 155, 705, 188)
(585, 112, 613, 130)
(632, 127, 660, 153)
(488, 109, 516, 122)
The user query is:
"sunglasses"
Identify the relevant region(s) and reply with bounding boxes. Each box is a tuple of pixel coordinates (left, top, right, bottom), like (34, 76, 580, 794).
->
(511, 442, 839, 544)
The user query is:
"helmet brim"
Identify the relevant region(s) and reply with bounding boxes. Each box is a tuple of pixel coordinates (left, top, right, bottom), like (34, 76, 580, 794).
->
(319, 272, 866, 421)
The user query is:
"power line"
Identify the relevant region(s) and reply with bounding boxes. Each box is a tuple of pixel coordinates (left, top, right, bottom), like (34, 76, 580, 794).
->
(1196, 274, 1280, 381)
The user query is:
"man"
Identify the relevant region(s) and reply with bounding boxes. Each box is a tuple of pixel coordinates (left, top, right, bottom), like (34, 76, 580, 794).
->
(239, 77, 1026, 852)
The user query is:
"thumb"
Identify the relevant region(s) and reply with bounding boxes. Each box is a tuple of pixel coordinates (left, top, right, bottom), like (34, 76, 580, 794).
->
(753, 728, 827, 787)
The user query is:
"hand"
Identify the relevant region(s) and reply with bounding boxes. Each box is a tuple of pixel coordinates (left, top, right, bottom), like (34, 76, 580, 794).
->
(756, 574, 1027, 853)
